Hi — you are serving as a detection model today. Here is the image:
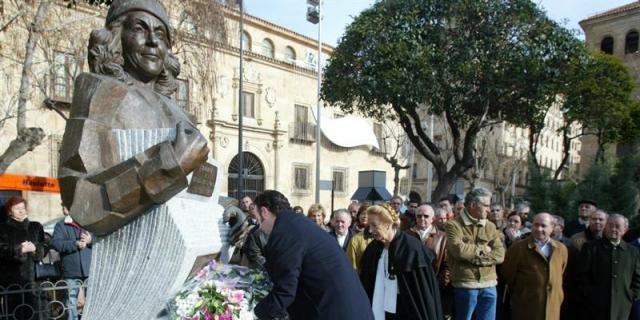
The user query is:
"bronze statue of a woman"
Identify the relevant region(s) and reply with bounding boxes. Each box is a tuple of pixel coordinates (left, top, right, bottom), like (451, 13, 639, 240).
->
(59, 0, 209, 236)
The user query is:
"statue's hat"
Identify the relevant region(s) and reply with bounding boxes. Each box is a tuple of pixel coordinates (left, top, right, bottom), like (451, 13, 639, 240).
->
(106, 0, 171, 44)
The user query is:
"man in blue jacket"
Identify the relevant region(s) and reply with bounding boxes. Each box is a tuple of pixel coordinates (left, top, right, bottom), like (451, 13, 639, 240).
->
(51, 206, 92, 320)
(253, 190, 373, 320)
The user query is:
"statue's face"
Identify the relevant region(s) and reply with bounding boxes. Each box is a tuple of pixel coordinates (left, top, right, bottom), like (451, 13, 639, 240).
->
(121, 11, 169, 83)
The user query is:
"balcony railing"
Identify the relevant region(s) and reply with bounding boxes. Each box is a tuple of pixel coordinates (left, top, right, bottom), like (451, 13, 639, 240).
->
(289, 122, 316, 143)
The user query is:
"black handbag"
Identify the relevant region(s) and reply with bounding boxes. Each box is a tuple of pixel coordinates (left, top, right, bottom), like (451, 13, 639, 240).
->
(34, 250, 61, 281)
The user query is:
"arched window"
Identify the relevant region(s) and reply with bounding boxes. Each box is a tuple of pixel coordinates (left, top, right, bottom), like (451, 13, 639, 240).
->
(284, 46, 296, 63)
(241, 31, 251, 51)
(601, 36, 614, 54)
(626, 31, 639, 54)
(228, 152, 265, 200)
(260, 38, 275, 58)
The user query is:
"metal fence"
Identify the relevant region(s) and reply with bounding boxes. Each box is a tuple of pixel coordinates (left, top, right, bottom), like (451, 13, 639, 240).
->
(0, 280, 86, 320)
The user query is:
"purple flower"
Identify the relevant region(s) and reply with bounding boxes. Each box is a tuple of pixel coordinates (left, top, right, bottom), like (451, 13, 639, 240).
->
(203, 309, 215, 320)
(216, 308, 233, 320)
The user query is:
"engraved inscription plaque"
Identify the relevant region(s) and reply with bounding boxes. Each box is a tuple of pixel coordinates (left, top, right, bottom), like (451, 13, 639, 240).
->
(187, 162, 217, 197)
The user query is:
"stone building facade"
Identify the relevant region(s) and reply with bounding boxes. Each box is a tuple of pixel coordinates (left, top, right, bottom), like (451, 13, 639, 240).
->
(579, 1, 640, 171)
(0, 1, 404, 223)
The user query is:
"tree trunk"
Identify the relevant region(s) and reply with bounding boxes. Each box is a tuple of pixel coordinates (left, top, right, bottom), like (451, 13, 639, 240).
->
(0, 0, 50, 174)
(554, 124, 572, 180)
(17, 0, 49, 131)
(0, 128, 45, 173)
(595, 129, 606, 164)
(432, 171, 457, 203)
(393, 166, 400, 196)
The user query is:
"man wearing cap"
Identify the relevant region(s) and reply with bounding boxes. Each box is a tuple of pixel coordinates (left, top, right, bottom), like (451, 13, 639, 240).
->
(564, 199, 597, 237)
(59, 0, 209, 235)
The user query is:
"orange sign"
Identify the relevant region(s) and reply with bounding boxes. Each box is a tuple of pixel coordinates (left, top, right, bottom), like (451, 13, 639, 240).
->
(0, 174, 60, 193)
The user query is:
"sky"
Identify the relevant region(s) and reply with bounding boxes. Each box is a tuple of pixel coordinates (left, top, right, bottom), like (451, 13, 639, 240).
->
(243, 0, 635, 47)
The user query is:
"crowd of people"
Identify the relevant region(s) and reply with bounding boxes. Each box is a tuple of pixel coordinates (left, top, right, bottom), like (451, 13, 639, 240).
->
(3, 188, 640, 320)
(0, 196, 91, 320)
(236, 188, 640, 320)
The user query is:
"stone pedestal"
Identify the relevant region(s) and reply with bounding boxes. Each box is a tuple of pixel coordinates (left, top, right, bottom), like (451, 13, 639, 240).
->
(81, 128, 228, 319)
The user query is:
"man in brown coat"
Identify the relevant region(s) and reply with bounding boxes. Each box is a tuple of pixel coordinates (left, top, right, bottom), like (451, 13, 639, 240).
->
(501, 212, 568, 320)
(407, 204, 452, 317)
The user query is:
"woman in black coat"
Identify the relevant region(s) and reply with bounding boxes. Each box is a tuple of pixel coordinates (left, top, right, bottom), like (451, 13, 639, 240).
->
(360, 204, 443, 320)
(0, 196, 46, 319)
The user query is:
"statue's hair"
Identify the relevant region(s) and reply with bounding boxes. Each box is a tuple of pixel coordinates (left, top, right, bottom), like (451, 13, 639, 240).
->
(87, 15, 179, 97)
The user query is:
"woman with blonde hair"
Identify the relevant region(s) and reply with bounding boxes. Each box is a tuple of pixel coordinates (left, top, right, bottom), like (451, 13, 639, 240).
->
(360, 204, 442, 320)
(307, 203, 330, 232)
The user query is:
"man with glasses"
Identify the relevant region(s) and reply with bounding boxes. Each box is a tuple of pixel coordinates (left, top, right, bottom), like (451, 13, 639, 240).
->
(407, 204, 452, 318)
(445, 187, 505, 320)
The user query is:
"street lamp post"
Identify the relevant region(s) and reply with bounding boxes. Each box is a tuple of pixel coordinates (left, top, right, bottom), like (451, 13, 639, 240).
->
(237, 0, 245, 199)
(307, 0, 322, 203)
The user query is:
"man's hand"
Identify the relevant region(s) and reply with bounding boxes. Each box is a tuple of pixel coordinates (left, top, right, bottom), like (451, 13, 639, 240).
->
(80, 232, 92, 245)
(20, 241, 36, 254)
(76, 240, 87, 250)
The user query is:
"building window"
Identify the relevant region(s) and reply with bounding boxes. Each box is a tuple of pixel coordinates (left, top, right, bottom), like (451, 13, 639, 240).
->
(293, 165, 310, 191)
(332, 168, 346, 193)
(412, 162, 418, 179)
(601, 36, 614, 55)
(241, 30, 251, 51)
(290, 104, 314, 142)
(241, 91, 255, 118)
(261, 38, 274, 58)
(284, 46, 296, 63)
(51, 51, 75, 103)
(228, 152, 265, 200)
(626, 31, 639, 54)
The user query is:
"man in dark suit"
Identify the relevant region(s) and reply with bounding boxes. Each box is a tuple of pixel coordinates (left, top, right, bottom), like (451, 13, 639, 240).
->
(253, 190, 374, 320)
(329, 209, 354, 251)
(577, 214, 640, 320)
(564, 199, 597, 237)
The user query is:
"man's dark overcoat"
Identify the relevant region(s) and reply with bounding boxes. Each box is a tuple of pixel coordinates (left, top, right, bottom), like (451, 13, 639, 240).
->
(577, 238, 640, 320)
(254, 210, 373, 320)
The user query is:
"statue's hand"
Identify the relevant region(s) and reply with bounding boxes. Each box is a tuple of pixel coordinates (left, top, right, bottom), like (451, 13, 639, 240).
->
(173, 121, 209, 173)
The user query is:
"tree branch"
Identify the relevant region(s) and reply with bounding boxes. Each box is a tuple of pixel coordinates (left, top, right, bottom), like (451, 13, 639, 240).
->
(16, 0, 50, 131)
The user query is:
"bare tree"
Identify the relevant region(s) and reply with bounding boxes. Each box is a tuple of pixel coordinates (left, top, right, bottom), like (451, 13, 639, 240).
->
(378, 122, 411, 196)
(0, 0, 49, 173)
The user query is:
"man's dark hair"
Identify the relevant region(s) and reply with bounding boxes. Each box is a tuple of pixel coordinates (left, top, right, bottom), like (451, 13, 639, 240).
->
(254, 190, 291, 215)
(439, 197, 450, 203)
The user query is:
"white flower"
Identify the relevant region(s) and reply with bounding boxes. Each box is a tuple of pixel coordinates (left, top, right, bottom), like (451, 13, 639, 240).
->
(175, 292, 202, 317)
(238, 308, 255, 320)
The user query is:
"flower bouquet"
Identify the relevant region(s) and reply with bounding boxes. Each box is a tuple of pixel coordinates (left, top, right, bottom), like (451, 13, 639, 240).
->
(168, 260, 272, 320)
